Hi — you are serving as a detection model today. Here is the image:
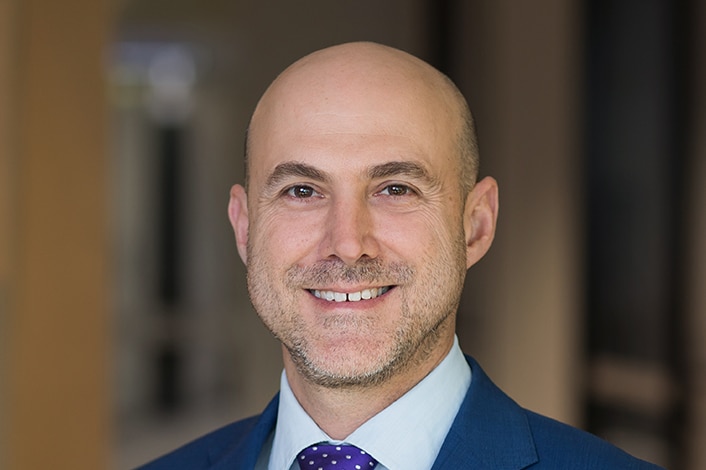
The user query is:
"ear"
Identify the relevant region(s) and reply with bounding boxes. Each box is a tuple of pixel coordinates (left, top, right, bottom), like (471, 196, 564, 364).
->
(463, 176, 499, 269)
(228, 184, 249, 265)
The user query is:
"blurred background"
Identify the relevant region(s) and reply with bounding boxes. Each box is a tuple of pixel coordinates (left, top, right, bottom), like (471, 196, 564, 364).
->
(1, 0, 704, 468)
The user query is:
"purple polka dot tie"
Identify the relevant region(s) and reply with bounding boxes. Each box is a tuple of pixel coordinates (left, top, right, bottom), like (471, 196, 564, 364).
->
(297, 443, 377, 470)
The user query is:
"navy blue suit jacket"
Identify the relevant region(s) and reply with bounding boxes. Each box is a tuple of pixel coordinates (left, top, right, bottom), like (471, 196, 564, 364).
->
(140, 356, 663, 469)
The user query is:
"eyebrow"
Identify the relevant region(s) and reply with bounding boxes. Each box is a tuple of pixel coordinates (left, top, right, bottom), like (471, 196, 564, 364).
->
(265, 161, 330, 190)
(368, 161, 436, 185)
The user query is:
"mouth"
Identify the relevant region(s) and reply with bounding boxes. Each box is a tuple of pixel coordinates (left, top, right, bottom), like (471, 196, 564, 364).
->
(309, 286, 393, 302)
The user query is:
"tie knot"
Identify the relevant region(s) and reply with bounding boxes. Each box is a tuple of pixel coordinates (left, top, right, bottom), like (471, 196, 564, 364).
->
(297, 443, 377, 470)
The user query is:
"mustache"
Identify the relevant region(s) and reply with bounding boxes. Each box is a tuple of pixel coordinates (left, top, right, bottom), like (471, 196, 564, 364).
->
(286, 258, 414, 287)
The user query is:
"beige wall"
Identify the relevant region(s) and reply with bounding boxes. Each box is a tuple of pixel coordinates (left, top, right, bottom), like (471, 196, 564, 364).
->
(455, 0, 583, 425)
(0, 0, 18, 464)
(1, 0, 112, 468)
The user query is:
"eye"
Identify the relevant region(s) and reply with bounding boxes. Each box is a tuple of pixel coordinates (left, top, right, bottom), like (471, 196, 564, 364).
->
(286, 185, 320, 199)
(379, 184, 413, 196)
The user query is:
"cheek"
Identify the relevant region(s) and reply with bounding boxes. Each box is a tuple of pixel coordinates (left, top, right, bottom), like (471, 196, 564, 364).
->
(375, 208, 463, 259)
(252, 209, 324, 260)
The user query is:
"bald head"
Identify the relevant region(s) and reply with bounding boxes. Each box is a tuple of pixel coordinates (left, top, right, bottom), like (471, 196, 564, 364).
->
(244, 42, 479, 193)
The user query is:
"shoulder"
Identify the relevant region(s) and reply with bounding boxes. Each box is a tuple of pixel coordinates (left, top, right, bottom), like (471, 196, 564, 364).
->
(524, 410, 664, 469)
(456, 356, 664, 469)
(136, 416, 261, 470)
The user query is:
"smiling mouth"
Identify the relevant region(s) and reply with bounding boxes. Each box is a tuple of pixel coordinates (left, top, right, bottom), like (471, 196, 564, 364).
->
(309, 286, 392, 302)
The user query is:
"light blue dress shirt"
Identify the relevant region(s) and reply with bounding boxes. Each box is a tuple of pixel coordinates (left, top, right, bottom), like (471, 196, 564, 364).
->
(261, 336, 471, 470)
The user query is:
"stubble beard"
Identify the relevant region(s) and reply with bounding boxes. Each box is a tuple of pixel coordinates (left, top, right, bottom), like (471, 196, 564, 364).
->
(245, 237, 468, 390)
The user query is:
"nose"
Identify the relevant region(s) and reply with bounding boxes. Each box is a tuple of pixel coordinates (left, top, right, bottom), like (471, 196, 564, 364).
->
(322, 195, 379, 265)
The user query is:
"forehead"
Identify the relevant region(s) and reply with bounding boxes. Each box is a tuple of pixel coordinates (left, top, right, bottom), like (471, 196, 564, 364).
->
(247, 61, 460, 187)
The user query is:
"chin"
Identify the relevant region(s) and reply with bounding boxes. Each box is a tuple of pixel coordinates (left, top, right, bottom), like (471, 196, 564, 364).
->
(289, 341, 398, 388)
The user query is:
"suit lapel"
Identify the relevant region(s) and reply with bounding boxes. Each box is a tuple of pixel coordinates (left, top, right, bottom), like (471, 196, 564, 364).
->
(209, 394, 280, 469)
(431, 357, 538, 470)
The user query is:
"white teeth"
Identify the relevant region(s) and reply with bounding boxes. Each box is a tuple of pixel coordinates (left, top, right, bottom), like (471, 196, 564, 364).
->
(311, 286, 390, 302)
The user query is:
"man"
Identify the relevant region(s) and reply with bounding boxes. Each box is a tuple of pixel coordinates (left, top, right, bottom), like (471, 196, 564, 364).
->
(141, 42, 662, 469)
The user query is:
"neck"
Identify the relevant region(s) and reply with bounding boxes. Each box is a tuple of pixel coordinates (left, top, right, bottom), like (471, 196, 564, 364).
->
(283, 329, 455, 439)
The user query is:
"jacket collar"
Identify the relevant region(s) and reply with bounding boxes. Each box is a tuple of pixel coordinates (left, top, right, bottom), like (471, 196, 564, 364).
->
(431, 356, 538, 469)
(210, 356, 538, 469)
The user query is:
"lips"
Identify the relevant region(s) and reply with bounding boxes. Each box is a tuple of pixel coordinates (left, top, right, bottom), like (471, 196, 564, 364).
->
(310, 286, 391, 302)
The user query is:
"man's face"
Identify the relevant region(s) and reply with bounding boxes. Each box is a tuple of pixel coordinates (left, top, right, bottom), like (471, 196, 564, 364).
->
(230, 51, 487, 388)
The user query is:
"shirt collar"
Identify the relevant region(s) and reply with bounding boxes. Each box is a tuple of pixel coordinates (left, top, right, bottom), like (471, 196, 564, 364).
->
(268, 336, 471, 470)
